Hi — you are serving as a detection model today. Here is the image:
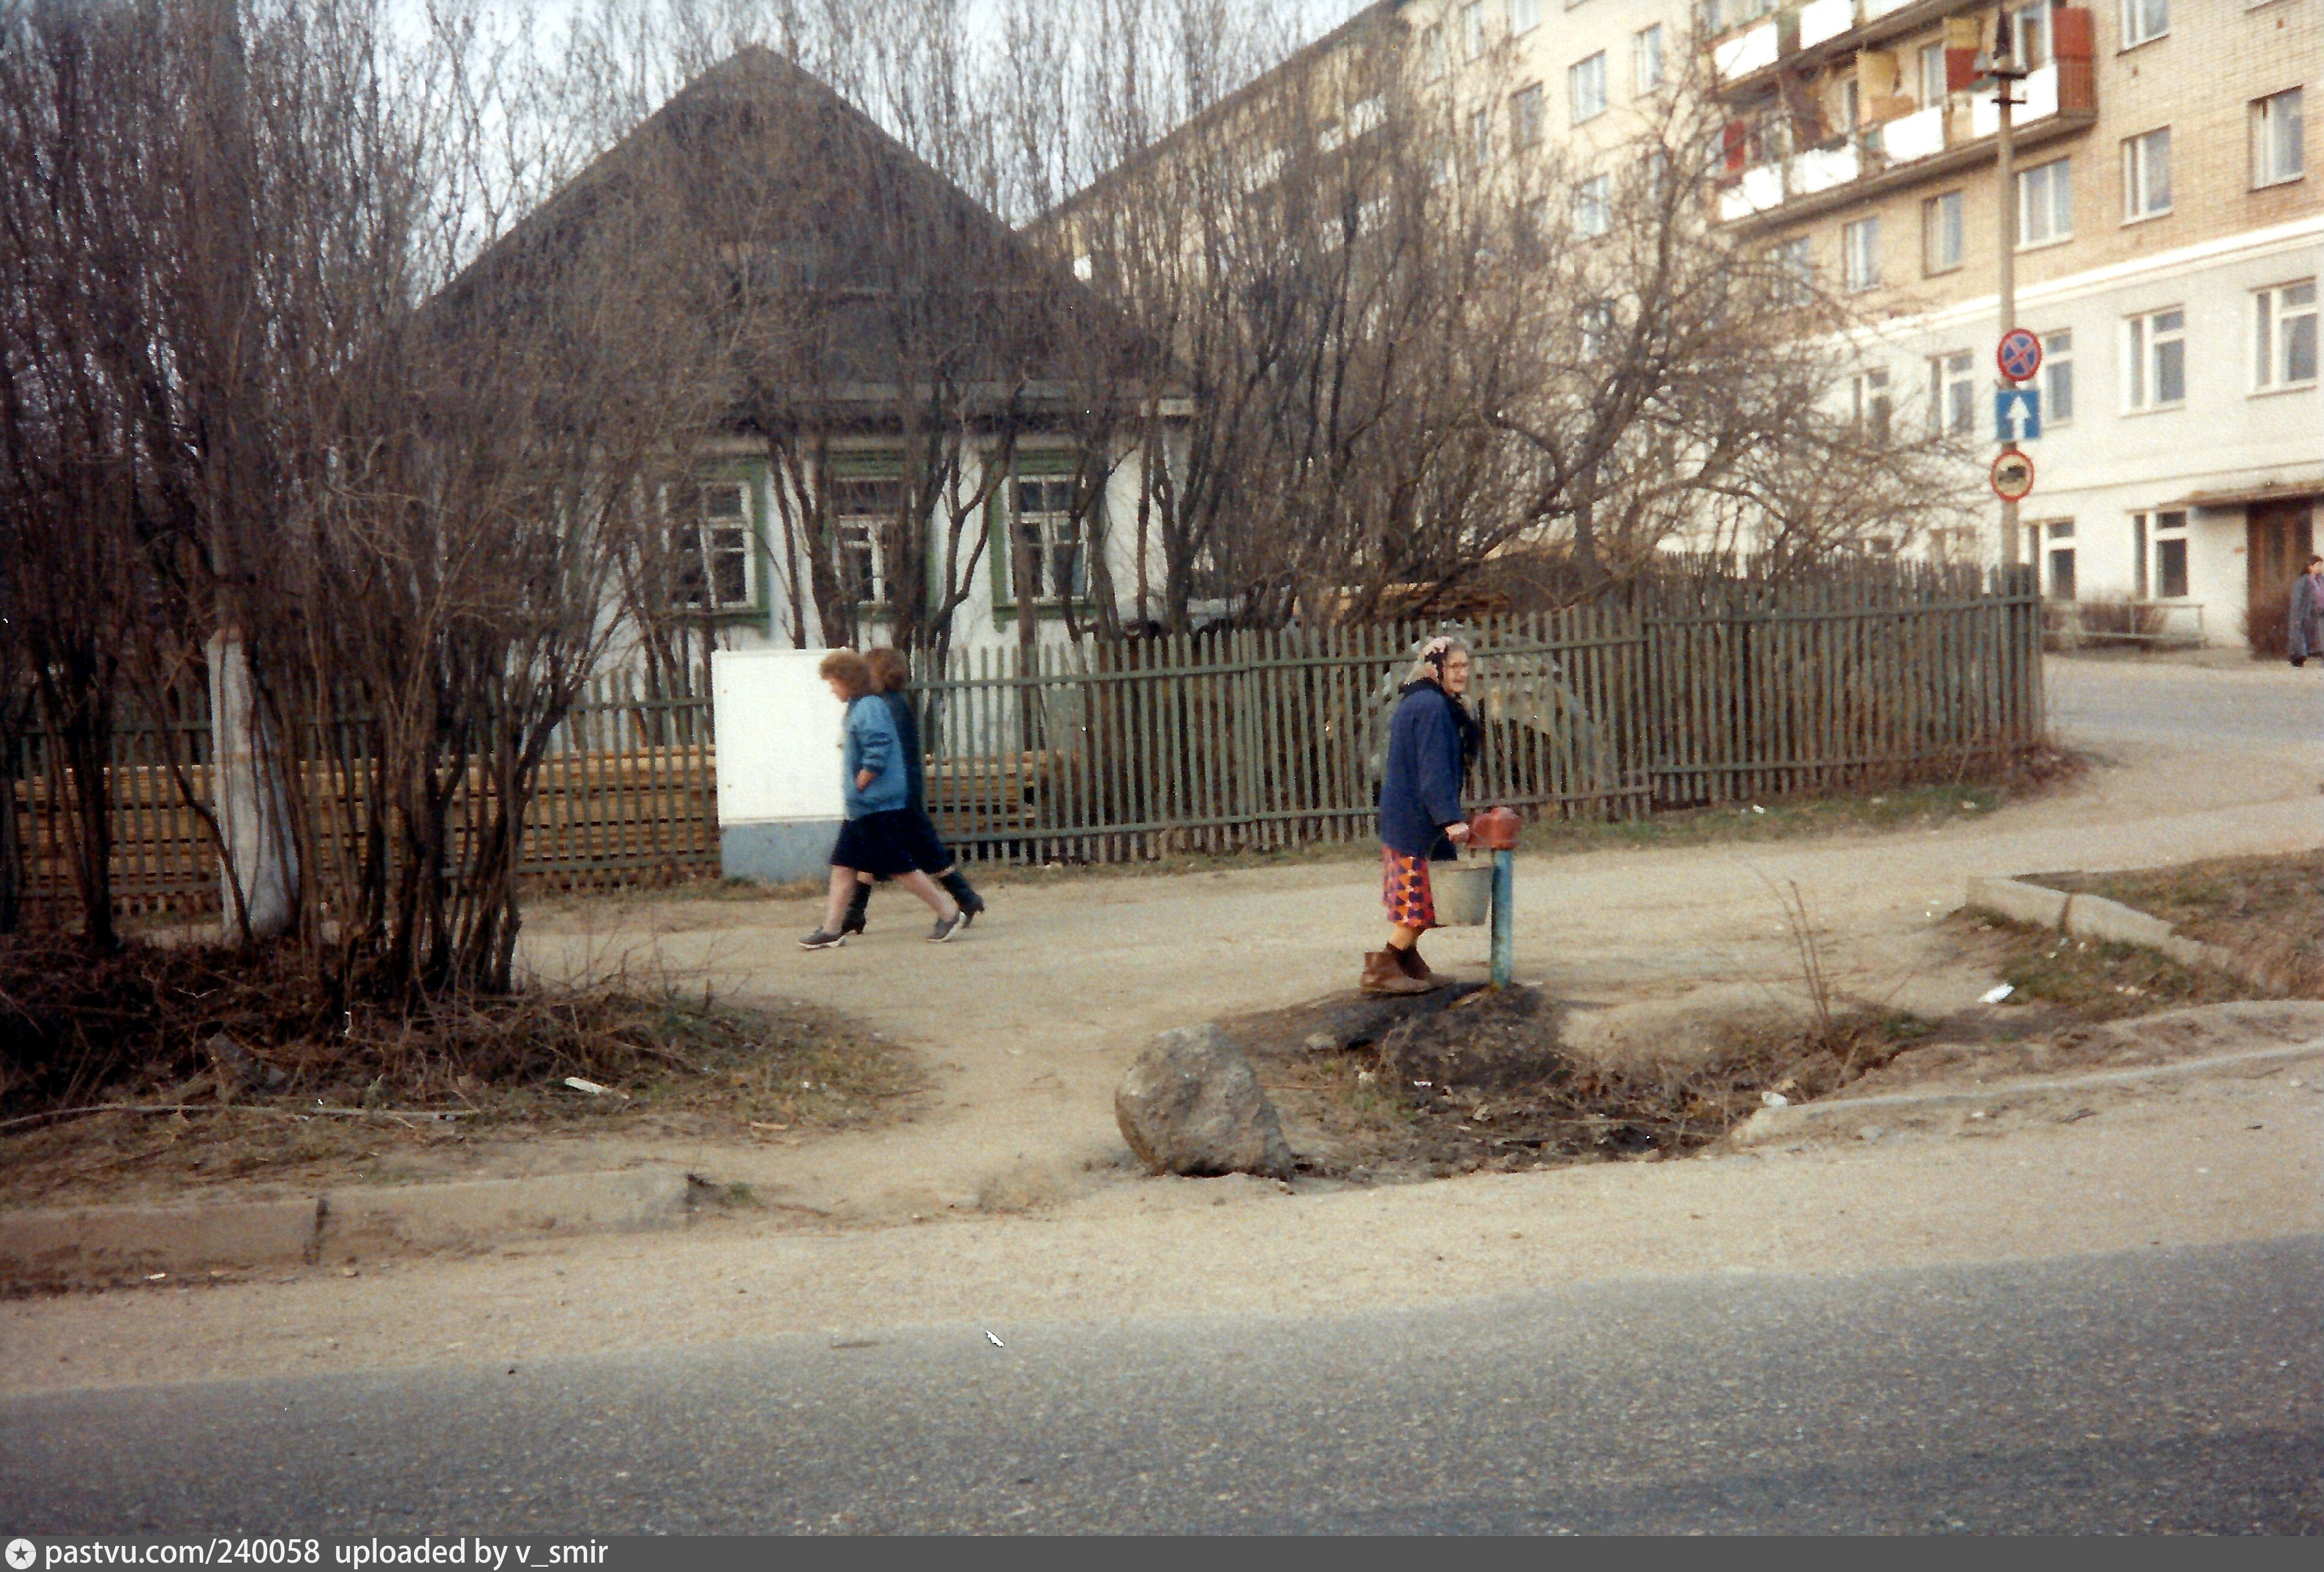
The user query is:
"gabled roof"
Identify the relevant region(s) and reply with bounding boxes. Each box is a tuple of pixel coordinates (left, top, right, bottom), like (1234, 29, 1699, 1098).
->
(437, 46, 1163, 420)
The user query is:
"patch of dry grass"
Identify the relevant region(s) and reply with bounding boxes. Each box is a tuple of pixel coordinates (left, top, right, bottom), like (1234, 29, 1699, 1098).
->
(0, 933, 921, 1207)
(2040, 849, 2324, 998)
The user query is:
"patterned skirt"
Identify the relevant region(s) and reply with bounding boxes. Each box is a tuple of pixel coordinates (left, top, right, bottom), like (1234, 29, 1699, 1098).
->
(1381, 846, 1437, 930)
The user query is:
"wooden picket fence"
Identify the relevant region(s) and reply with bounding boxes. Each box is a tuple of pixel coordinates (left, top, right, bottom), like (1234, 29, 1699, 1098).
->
(5, 674, 717, 926)
(912, 570, 2044, 864)
(5, 568, 2042, 925)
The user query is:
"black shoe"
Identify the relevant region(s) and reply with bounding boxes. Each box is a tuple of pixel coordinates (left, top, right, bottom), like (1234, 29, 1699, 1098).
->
(799, 928, 847, 950)
(928, 911, 966, 944)
(940, 871, 986, 926)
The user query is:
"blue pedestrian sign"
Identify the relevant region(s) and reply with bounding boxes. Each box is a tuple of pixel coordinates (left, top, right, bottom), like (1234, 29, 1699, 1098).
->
(1995, 386, 2042, 443)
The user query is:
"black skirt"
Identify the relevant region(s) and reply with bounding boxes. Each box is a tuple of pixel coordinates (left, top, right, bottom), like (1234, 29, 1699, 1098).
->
(830, 809, 921, 878)
(896, 809, 952, 875)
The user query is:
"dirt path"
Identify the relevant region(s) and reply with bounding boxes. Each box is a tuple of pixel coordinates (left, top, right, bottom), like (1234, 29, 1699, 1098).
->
(503, 726, 2320, 1224)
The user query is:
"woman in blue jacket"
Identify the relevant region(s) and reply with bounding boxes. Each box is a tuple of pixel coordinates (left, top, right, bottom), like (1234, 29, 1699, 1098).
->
(1365, 636, 1481, 994)
(799, 650, 966, 949)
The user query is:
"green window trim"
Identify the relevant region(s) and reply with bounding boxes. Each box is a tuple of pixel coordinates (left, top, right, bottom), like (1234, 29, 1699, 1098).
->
(987, 448, 1103, 618)
(687, 460, 771, 625)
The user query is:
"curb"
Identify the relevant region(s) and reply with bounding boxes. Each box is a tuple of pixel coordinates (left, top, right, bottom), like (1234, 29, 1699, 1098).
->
(1964, 877, 2267, 988)
(0, 1168, 693, 1288)
(1731, 1038, 2324, 1148)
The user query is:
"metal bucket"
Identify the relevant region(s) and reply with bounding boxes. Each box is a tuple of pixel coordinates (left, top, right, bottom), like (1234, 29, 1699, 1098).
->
(1432, 859, 1493, 927)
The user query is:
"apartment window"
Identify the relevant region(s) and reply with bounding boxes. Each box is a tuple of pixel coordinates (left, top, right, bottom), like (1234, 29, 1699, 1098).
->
(1842, 216, 1880, 292)
(1923, 191, 1964, 274)
(2252, 89, 2305, 188)
(2134, 510, 2188, 598)
(2124, 307, 2185, 410)
(2123, 128, 2171, 219)
(1512, 83, 1545, 150)
(670, 479, 755, 611)
(1575, 174, 1611, 238)
(1853, 367, 1893, 439)
(830, 476, 902, 606)
(2255, 279, 2318, 388)
(1507, 0, 1539, 36)
(1463, 1, 1488, 59)
(1471, 107, 1493, 163)
(2121, 0, 2168, 48)
(1775, 234, 1814, 304)
(2042, 329, 2074, 424)
(2046, 520, 2077, 603)
(1632, 24, 1665, 94)
(2008, 3, 2049, 69)
(1570, 51, 1608, 124)
(1929, 349, 1974, 435)
(1837, 77, 1861, 136)
(1418, 24, 1444, 82)
(1010, 477, 1088, 603)
(1917, 43, 1947, 106)
(2017, 157, 2072, 245)
(1579, 300, 1615, 361)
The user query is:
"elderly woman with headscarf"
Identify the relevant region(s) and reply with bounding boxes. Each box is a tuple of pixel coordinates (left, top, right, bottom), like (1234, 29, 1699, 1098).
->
(1365, 635, 1483, 994)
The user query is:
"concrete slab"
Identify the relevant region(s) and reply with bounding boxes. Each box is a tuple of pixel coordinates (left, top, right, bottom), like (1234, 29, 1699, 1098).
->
(0, 1195, 318, 1286)
(1965, 876, 2070, 927)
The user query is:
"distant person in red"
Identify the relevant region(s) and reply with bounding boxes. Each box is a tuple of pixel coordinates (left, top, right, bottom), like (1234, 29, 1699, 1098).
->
(1364, 636, 1480, 995)
(2291, 554, 2322, 668)
(836, 646, 987, 936)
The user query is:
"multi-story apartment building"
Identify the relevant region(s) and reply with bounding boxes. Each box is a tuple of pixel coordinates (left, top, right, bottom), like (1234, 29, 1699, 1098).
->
(1057, 1, 2316, 645)
(1708, 0, 2319, 646)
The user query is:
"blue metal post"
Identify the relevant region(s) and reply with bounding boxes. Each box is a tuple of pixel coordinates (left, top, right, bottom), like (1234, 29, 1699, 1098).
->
(1490, 847, 1515, 988)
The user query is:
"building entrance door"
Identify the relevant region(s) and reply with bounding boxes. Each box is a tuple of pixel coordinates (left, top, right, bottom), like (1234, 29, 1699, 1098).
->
(2247, 502, 2316, 651)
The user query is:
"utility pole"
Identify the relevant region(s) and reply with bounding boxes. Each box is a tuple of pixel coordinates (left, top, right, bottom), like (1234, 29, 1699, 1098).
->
(1992, 15, 2024, 570)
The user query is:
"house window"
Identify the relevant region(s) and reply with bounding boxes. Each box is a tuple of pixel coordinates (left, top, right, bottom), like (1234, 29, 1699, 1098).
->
(1463, 1, 1488, 59)
(672, 479, 755, 611)
(1775, 234, 1814, 304)
(2121, 0, 2167, 48)
(1923, 191, 1964, 274)
(2134, 510, 2188, 598)
(2124, 307, 2185, 410)
(1853, 366, 1893, 438)
(2046, 520, 2077, 602)
(1574, 174, 1611, 237)
(2008, 3, 2049, 69)
(2123, 128, 2171, 220)
(1570, 52, 1608, 124)
(1917, 43, 1947, 106)
(2255, 279, 2318, 389)
(1507, 0, 1539, 36)
(2017, 157, 2072, 244)
(1633, 25, 1664, 94)
(1010, 476, 1089, 603)
(829, 476, 902, 606)
(2252, 89, 2305, 188)
(2042, 329, 2074, 423)
(1512, 83, 1545, 150)
(1929, 349, 1974, 435)
(1842, 216, 1880, 292)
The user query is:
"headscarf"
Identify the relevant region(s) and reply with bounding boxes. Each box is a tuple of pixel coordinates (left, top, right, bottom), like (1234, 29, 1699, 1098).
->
(1398, 635, 1482, 775)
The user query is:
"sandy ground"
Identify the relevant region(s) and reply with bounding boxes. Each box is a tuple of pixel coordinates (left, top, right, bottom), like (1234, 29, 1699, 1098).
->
(3, 656, 2317, 1393)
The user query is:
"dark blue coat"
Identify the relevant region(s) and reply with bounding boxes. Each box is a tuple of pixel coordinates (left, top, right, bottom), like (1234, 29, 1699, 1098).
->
(1378, 682, 1468, 859)
(880, 691, 927, 813)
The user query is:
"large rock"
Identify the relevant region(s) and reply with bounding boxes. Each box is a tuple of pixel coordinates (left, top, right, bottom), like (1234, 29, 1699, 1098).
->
(1115, 1024, 1296, 1179)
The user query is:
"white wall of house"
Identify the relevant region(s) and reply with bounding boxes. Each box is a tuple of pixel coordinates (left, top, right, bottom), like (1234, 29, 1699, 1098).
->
(1865, 215, 2321, 643)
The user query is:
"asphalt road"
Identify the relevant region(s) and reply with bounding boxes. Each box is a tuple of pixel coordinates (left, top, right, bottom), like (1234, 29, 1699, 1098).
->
(2047, 656, 2323, 749)
(5, 1236, 2318, 1535)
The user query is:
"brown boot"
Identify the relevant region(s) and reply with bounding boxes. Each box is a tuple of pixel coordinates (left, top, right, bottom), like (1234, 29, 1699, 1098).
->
(1361, 950, 1433, 996)
(1394, 944, 1440, 988)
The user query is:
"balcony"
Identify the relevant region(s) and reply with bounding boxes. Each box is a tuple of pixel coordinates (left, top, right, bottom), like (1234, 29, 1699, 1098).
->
(1711, 1, 1977, 96)
(1720, 51, 2100, 229)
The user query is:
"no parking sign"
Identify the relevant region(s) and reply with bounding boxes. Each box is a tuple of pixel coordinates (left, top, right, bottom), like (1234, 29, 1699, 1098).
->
(1997, 327, 2042, 383)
